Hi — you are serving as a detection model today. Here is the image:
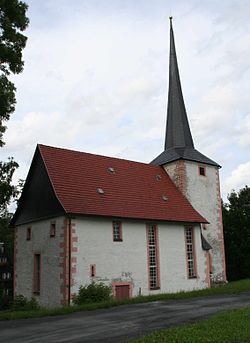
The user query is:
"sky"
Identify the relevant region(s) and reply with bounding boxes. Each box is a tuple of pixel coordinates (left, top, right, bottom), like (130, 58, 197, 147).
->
(2, 0, 250, 201)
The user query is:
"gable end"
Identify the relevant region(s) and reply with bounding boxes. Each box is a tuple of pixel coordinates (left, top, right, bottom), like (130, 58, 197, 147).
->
(11, 147, 65, 226)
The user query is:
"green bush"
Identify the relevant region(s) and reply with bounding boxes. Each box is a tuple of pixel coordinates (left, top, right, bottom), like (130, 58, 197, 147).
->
(0, 294, 12, 310)
(73, 282, 112, 305)
(11, 295, 40, 311)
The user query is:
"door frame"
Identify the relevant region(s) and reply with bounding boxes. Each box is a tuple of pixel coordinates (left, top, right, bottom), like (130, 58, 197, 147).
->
(112, 281, 133, 300)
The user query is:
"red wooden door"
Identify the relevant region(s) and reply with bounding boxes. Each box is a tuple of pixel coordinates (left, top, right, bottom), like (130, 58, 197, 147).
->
(115, 285, 130, 300)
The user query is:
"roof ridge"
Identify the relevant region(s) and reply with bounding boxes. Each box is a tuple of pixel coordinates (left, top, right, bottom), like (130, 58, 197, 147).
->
(38, 144, 162, 169)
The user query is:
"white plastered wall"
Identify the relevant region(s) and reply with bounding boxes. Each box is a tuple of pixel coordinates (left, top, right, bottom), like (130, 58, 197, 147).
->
(159, 222, 208, 292)
(164, 161, 225, 282)
(71, 217, 208, 297)
(15, 216, 65, 307)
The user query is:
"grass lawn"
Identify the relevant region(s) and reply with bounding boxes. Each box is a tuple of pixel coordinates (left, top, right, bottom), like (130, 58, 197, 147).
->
(126, 306, 250, 343)
(0, 278, 250, 321)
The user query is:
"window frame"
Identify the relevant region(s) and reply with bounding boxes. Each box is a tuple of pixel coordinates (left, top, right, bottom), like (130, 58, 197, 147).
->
(50, 221, 56, 237)
(146, 224, 160, 290)
(90, 264, 96, 278)
(33, 253, 41, 295)
(112, 221, 123, 242)
(184, 226, 198, 279)
(26, 227, 31, 241)
(199, 165, 206, 177)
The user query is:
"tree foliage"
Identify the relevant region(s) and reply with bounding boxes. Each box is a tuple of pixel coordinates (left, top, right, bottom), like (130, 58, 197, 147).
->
(0, 0, 28, 212)
(223, 186, 250, 281)
(0, 160, 22, 263)
(0, 0, 29, 146)
(0, 0, 28, 273)
(0, 157, 19, 216)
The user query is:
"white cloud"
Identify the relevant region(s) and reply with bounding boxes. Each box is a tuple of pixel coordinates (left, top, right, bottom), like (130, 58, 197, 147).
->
(236, 113, 250, 148)
(5, 111, 78, 153)
(223, 162, 250, 199)
(2, 0, 250, 206)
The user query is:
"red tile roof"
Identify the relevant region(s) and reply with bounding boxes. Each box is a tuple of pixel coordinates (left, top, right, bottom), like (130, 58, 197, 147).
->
(39, 144, 208, 223)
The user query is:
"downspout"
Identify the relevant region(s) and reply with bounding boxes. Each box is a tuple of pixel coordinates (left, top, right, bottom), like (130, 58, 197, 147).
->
(68, 217, 71, 306)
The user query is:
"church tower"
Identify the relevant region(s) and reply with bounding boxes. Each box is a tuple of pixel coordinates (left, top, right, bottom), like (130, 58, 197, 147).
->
(151, 18, 226, 283)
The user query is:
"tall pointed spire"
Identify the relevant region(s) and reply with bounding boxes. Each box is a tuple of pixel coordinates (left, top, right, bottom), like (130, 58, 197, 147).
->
(151, 18, 220, 167)
(165, 17, 194, 150)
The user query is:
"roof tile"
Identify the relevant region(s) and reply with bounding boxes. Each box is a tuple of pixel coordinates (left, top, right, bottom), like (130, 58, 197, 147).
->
(39, 144, 208, 223)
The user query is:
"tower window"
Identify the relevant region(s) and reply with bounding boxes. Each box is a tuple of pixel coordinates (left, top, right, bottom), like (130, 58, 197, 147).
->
(199, 166, 206, 176)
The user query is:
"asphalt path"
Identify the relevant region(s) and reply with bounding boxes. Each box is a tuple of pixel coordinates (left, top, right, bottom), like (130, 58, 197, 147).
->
(1, 292, 250, 343)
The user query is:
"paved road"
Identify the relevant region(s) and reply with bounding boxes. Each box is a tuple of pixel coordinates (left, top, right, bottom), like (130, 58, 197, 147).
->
(1, 292, 250, 343)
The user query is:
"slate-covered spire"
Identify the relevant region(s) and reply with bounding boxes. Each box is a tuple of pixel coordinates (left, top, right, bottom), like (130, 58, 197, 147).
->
(165, 17, 194, 149)
(151, 18, 220, 167)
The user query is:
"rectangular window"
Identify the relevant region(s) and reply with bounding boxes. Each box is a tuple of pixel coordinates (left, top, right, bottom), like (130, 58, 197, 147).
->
(113, 221, 122, 241)
(33, 254, 41, 295)
(185, 227, 197, 278)
(147, 225, 160, 290)
(50, 221, 56, 237)
(26, 227, 31, 241)
(199, 166, 206, 176)
(90, 264, 96, 278)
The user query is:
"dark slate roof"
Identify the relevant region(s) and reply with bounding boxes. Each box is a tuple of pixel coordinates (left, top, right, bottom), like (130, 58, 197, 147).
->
(151, 147, 220, 167)
(201, 233, 212, 251)
(151, 18, 220, 168)
(165, 17, 194, 150)
(19, 144, 207, 224)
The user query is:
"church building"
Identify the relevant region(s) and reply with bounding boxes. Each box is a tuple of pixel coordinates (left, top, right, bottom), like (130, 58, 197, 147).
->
(11, 19, 226, 307)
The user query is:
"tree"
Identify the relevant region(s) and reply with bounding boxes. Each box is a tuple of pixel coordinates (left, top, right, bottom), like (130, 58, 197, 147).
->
(0, 0, 29, 146)
(0, 157, 19, 215)
(223, 186, 250, 281)
(0, 0, 28, 210)
(0, 0, 29, 263)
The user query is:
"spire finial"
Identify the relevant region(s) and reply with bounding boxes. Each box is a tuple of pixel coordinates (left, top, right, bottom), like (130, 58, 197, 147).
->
(169, 16, 173, 27)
